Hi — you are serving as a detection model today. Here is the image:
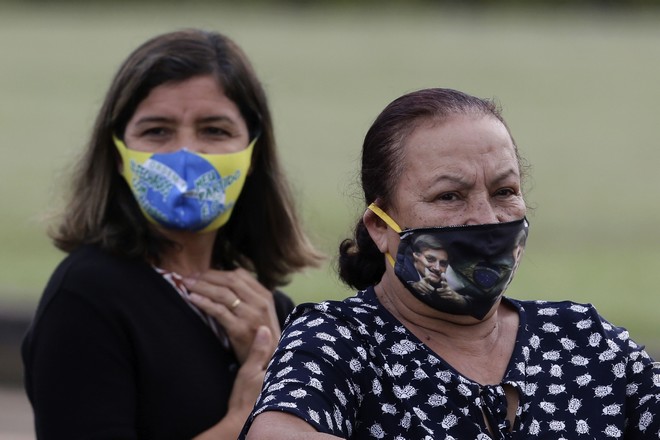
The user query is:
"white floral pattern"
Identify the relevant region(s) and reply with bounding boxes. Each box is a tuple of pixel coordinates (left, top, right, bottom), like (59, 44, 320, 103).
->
(241, 288, 660, 439)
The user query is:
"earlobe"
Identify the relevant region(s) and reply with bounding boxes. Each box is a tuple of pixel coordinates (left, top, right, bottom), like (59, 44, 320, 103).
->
(363, 208, 390, 254)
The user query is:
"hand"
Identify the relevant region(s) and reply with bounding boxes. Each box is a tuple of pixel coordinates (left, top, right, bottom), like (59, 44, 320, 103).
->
(410, 278, 436, 295)
(227, 326, 273, 420)
(192, 326, 274, 440)
(185, 268, 280, 364)
(435, 287, 467, 305)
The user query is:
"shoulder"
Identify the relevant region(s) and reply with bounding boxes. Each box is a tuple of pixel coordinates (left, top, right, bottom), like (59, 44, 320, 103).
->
(277, 287, 388, 355)
(32, 245, 156, 323)
(509, 298, 601, 322)
(44, 245, 145, 290)
(286, 288, 380, 329)
(58, 245, 147, 281)
(510, 298, 606, 334)
(509, 297, 644, 354)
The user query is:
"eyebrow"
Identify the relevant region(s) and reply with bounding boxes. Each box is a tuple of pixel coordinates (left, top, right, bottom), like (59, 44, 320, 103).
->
(490, 167, 521, 185)
(429, 167, 520, 187)
(132, 115, 237, 126)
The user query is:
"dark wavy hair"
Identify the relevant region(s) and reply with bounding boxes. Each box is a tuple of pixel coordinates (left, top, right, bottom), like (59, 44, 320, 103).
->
(338, 88, 527, 290)
(51, 29, 322, 289)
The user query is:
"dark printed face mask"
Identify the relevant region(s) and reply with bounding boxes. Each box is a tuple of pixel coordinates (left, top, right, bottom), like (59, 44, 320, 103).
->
(369, 203, 529, 320)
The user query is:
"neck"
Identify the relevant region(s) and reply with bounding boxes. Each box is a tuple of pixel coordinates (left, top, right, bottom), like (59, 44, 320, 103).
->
(156, 228, 218, 277)
(375, 270, 508, 353)
(374, 270, 518, 384)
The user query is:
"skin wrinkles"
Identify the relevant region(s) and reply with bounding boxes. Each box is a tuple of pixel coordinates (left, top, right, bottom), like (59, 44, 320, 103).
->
(391, 115, 525, 230)
(368, 113, 525, 384)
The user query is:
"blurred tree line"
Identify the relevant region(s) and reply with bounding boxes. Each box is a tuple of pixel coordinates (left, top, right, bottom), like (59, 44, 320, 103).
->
(6, 0, 660, 6)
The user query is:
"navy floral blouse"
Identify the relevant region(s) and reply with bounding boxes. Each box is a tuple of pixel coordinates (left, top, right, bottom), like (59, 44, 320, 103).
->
(242, 287, 660, 439)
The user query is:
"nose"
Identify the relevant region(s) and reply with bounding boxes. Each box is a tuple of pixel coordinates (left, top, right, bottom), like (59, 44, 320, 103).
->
(175, 130, 205, 153)
(463, 194, 499, 225)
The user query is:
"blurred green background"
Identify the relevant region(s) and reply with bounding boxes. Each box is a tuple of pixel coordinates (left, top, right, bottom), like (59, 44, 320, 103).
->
(1, 2, 659, 360)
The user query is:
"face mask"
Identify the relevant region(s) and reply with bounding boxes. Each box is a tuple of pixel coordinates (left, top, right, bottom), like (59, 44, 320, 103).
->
(368, 203, 528, 320)
(114, 136, 255, 233)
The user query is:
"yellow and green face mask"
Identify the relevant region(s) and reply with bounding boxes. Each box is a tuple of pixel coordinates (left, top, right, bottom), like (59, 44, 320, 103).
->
(114, 136, 255, 233)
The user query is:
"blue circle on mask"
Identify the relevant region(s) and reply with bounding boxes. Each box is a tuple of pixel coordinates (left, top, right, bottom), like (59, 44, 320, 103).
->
(132, 150, 226, 231)
(472, 264, 502, 289)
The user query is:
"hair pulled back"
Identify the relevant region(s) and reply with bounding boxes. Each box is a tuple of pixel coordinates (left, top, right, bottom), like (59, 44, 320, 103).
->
(338, 88, 523, 290)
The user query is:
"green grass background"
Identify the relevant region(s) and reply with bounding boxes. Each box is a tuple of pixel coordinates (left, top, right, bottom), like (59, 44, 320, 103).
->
(1, 3, 658, 353)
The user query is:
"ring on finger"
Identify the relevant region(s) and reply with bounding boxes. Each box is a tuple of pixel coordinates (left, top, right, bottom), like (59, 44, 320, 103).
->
(230, 298, 242, 310)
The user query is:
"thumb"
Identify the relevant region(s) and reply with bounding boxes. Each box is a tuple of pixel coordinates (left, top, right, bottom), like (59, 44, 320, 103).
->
(243, 326, 274, 370)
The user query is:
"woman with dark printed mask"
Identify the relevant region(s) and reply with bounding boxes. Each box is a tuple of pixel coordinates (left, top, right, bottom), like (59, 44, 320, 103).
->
(240, 88, 660, 439)
(21, 29, 322, 439)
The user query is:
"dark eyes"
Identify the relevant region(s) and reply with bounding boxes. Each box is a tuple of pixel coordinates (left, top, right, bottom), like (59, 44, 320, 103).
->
(140, 126, 230, 137)
(436, 188, 518, 201)
(437, 193, 459, 201)
(495, 188, 518, 197)
(202, 126, 230, 136)
(142, 127, 169, 137)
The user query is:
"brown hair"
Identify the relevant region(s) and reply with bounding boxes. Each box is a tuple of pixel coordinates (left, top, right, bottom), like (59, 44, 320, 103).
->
(338, 88, 527, 290)
(51, 29, 322, 289)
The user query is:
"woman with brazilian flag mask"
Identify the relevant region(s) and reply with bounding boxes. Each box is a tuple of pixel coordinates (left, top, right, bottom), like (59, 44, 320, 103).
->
(22, 29, 323, 439)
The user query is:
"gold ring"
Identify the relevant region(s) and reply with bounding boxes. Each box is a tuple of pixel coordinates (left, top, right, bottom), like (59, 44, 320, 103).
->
(230, 298, 242, 310)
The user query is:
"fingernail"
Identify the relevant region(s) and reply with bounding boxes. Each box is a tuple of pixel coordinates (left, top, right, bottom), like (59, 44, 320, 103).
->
(182, 277, 197, 286)
(255, 326, 270, 343)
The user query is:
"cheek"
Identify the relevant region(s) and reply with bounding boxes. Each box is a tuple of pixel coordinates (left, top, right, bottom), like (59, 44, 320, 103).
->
(501, 196, 527, 219)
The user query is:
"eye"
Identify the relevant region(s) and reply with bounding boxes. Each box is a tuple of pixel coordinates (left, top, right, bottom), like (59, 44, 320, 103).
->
(494, 188, 517, 197)
(437, 192, 460, 201)
(202, 126, 231, 137)
(141, 127, 170, 137)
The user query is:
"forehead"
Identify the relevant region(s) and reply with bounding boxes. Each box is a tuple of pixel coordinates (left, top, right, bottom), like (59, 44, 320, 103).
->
(400, 115, 519, 180)
(136, 75, 235, 113)
(421, 248, 447, 256)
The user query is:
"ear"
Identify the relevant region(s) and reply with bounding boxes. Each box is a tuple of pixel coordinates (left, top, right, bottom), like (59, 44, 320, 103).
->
(363, 207, 391, 254)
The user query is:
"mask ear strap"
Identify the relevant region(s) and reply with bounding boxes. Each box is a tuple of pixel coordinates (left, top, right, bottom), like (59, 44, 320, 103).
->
(367, 203, 402, 233)
(367, 203, 401, 268)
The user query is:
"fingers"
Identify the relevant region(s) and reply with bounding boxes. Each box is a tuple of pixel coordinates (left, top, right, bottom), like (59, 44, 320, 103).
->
(188, 291, 240, 326)
(242, 326, 274, 371)
(197, 268, 272, 304)
(184, 268, 280, 365)
(412, 280, 433, 294)
(225, 326, 274, 423)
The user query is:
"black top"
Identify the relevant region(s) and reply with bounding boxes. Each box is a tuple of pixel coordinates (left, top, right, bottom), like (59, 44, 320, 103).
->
(22, 245, 294, 439)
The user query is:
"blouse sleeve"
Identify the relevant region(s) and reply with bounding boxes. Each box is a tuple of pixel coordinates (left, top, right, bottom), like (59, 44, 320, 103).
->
(599, 316, 660, 437)
(621, 337, 660, 436)
(242, 305, 367, 438)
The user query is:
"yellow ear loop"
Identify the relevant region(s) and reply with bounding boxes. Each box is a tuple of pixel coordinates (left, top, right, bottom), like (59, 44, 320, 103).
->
(367, 203, 403, 268)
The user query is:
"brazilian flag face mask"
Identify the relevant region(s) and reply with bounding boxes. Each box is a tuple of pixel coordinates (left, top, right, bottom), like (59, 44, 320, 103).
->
(114, 136, 255, 233)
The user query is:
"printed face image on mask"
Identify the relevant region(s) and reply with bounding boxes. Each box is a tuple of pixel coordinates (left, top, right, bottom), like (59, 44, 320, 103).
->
(368, 203, 529, 320)
(408, 236, 451, 296)
(398, 220, 528, 319)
